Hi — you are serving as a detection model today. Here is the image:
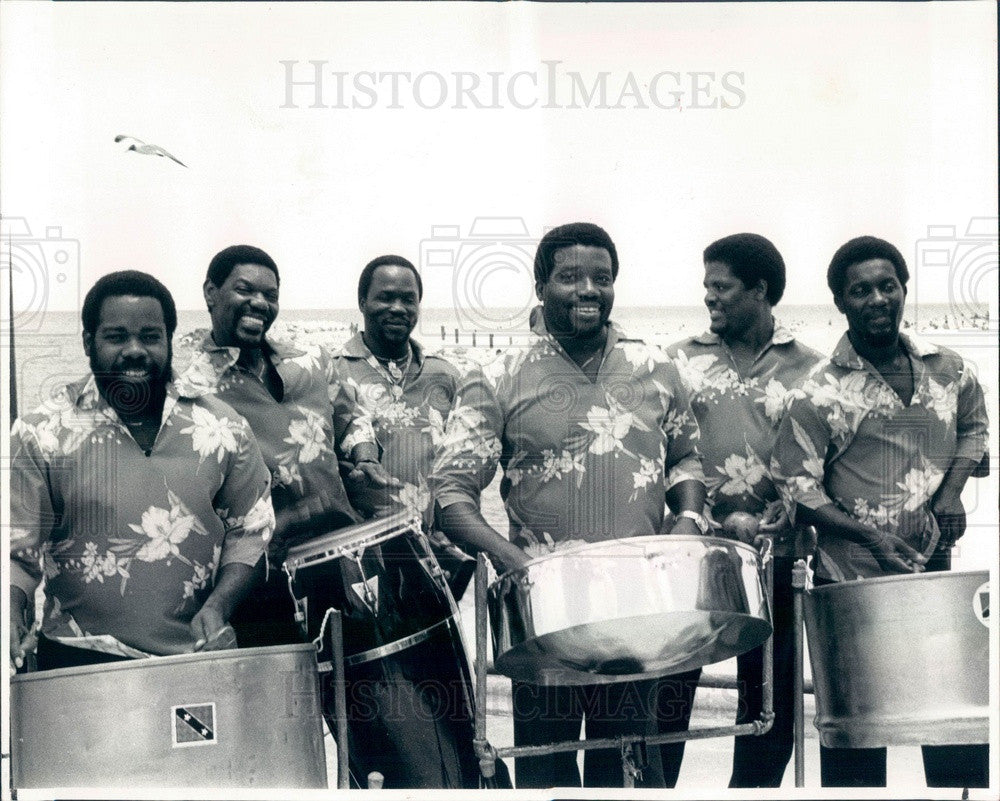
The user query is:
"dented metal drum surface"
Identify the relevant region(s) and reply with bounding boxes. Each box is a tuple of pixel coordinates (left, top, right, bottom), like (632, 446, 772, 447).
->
(805, 570, 990, 749)
(10, 644, 327, 789)
(487, 535, 772, 685)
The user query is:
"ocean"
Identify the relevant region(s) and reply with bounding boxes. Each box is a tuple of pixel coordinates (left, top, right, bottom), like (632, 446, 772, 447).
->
(9, 302, 988, 413)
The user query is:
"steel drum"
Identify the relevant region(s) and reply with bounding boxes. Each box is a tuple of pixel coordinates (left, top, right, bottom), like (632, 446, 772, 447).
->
(488, 535, 772, 685)
(805, 570, 989, 748)
(10, 644, 327, 789)
(284, 512, 459, 666)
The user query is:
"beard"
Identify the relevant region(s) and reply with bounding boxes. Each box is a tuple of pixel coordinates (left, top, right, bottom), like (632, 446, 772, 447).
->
(90, 349, 171, 416)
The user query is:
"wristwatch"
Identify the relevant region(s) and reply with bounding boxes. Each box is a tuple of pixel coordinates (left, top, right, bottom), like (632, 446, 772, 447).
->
(678, 510, 710, 535)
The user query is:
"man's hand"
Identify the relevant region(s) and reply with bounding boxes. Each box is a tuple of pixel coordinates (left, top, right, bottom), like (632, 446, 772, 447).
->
(758, 500, 789, 533)
(9, 587, 34, 672)
(343, 460, 403, 517)
(190, 603, 224, 650)
(932, 494, 967, 549)
(669, 516, 703, 537)
(491, 541, 532, 574)
(864, 530, 928, 574)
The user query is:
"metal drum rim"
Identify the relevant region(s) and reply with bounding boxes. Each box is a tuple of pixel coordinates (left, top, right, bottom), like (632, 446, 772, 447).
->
(489, 533, 760, 585)
(10, 642, 319, 684)
(807, 568, 989, 598)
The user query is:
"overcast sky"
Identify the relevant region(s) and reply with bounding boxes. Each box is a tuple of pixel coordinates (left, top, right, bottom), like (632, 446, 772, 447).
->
(1, 1, 997, 314)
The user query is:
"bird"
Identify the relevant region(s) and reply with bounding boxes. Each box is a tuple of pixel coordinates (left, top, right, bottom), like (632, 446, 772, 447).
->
(114, 135, 187, 167)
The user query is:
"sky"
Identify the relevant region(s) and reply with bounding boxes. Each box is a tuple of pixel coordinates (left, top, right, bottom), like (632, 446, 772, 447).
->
(0, 1, 997, 315)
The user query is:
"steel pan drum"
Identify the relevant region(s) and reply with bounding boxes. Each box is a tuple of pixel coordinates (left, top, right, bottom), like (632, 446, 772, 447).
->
(488, 535, 772, 685)
(10, 644, 327, 789)
(805, 570, 989, 748)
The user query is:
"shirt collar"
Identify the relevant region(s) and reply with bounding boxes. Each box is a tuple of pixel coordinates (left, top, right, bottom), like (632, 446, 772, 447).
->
(830, 330, 940, 370)
(340, 331, 425, 367)
(692, 317, 796, 347)
(198, 329, 304, 366)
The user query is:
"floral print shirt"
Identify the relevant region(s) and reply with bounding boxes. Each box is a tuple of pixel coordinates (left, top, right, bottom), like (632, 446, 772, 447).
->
(771, 332, 989, 581)
(183, 335, 377, 554)
(667, 324, 822, 555)
(429, 318, 704, 558)
(332, 333, 469, 527)
(9, 374, 274, 657)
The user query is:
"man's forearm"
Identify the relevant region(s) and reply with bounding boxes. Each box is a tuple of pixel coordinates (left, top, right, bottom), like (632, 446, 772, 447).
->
(796, 502, 879, 546)
(201, 562, 257, 621)
(665, 479, 706, 515)
(435, 501, 526, 570)
(934, 457, 979, 504)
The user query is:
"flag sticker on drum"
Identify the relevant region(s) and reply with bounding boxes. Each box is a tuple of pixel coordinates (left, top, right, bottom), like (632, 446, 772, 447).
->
(972, 582, 989, 627)
(171, 703, 217, 747)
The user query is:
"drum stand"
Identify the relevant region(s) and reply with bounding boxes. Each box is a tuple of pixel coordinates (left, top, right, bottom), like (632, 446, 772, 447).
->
(472, 539, 777, 789)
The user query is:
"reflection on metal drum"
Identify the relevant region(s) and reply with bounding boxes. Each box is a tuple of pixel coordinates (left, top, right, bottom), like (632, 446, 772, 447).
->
(487, 535, 772, 686)
(805, 570, 989, 748)
(10, 644, 327, 789)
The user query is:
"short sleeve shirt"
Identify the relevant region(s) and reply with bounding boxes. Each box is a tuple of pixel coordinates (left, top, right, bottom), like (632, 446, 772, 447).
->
(771, 332, 989, 581)
(667, 324, 822, 551)
(9, 374, 274, 657)
(429, 320, 705, 559)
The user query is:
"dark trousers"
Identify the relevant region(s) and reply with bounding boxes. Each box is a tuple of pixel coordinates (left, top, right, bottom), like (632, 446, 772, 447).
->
(818, 550, 989, 788)
(729, 555, 796, 787)
(512, 679, 665, 788)
(35, 635, 132, 671)
(655, 668, 702, 787)
(229, 556, 303, 648)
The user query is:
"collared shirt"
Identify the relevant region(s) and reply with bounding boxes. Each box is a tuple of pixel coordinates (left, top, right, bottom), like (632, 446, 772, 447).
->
(332, 332, 469, 527)
(771, 332, 989, 581)
(667, 323, 822, 554)
(429, 319, 704, 558)
(10, 374, 274, 658)
(183, 334, 377, 550)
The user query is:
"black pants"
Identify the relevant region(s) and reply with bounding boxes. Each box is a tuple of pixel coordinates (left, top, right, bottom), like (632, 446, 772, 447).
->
(729, 555, 796, 787)
(512, 679, 665, 788)
(817, 551, 989, 788)
(655, 668, 702, 787)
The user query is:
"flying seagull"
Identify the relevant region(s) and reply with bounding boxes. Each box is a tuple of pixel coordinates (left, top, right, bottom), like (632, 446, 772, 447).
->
(114, 135, 187, 167)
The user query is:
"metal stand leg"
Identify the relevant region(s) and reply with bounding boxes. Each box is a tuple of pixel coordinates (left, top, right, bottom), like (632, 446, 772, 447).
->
(473, 554, 497, 785)
(761, 537, 775, 736)
(792, 558, 808, 788)
(330, 609, 350, 790)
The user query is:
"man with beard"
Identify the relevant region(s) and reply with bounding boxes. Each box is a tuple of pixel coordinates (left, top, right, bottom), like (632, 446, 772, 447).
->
(430, 222, 707, 789)
(182, 244, 395, 648)
(327, 254, 509, 789)
(10, 271, 274, 671)
(771, 236, 989, 788)
(666, 233, 821, 787)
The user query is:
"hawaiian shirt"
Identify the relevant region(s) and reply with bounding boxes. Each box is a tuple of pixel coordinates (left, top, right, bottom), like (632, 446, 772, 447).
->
(667, 323, 822, 555)
(9, 373, 274, 658)
(183, 334, 377, 554)
(332, 332, 470, 527)
(771, 332, 989, 581)
(429, 318, 704, 558)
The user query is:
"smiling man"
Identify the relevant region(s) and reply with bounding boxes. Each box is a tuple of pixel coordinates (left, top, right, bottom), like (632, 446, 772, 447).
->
(430, 222, 707, 789)
(327, 254, 509, 789)
(9, 271, 274, 671)
(666, 233, 822, 788)
(183, 245, 394, 649)
(771, 236, 989, 788)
